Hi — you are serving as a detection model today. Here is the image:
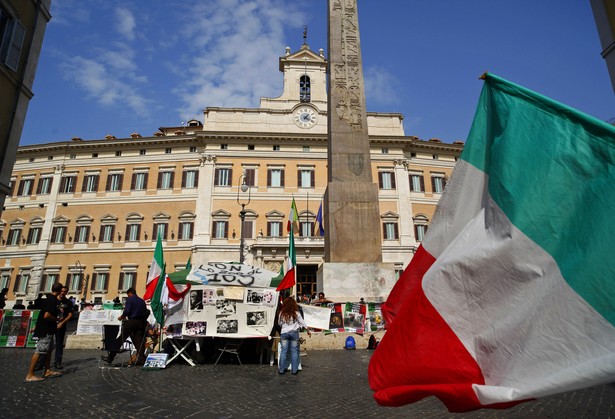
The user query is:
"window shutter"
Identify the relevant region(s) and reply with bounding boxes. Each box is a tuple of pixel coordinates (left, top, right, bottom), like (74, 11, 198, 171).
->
(228, 169, 233, 186)
(85, 226, 91, 242)
(194, 171, 199, 187)
(214, 169, 219, 185)
(246, 169, 255, 186)
(26, 228, 33, 244)
(267, 169, 271, 187)
(36, 178, 43, 194)
(297, 170, 301, 186)
(40, 274, 48, 292)
(118, 174, 124, 191)
(181, 171, 186, 188)
(17, 180, 24, 196)
(104, 274, 109, 291)
(311, 171, 315, 187)
(152, 225, 157, 240)
(136, 224, 141, 241)
(310, 222, 315, 236)
(143, 173, 149, 189)
(13, 275, 21, 292)
(169, 172, 175, 189)
(91, 273, 97, 290)
(163, 224, 168, 240)
(9, 180, 15, 196)
(382, 223, 386, 240)
(431, 177, 436, 192)
(280, 169, 285, 187)
(109, 225, 115, 241)
(157, 172, 162, 189)
(442, 177, 447, 189)
(390, 172, 396, 189)
(394, 223, 399, 239)
(119, 272, 124, 290)
(106, 174, 111, 191)
(414, 225, 418, 239)
(81, 176, 87, 192)
(99, 225, 105, 241)
(224, 221, 229, 238)
(60, 227, 66, 243)
(378, 173, 383, 189)
(189, 223, 194, 239)
(267, 222, 271, 236)
(4, 21, 25, 71)
(131, 173, 136, 190)
(94, 175, 100, 191)
(125, 225, 130, 240)
(419, 175, 425, 192)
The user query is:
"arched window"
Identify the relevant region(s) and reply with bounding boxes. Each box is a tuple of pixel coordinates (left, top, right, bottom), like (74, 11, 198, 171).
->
(300, 75, 311, 102)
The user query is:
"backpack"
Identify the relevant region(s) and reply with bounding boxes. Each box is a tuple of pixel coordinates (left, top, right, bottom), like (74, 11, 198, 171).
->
(344, 336, 356, 350)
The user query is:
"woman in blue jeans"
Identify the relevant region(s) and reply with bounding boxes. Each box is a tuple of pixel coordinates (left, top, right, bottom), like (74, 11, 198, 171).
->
(278, 297, 311, 375)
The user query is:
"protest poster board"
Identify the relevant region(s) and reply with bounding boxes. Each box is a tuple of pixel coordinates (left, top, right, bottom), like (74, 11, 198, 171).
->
(0, 310, 32, 347)
(76, 310, 122, 335)
(143, 353, 169, 369)
(26, 310, 40, 348)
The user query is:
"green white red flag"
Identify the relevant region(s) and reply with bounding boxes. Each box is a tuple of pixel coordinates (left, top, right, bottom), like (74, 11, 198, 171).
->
(286, 197, 299, 233)
(369, 73, 615, 412)
(276, 221, 296, 291)
(143, 235, 164, 301)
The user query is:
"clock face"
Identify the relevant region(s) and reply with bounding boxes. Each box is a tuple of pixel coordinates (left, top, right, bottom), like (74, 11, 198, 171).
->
(293, 107, 318, 128)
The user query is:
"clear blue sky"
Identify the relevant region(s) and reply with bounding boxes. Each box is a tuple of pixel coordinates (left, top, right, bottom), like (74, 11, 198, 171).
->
(20, 0, 615, 146)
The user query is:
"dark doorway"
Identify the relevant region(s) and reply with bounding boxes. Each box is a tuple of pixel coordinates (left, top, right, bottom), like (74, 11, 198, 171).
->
(296, 264, 318, 299)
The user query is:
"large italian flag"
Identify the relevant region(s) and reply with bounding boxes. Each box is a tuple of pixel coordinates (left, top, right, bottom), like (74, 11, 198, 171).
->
(368, 73, 615, 412)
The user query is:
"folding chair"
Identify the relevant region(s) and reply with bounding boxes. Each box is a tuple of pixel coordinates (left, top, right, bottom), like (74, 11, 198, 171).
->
(100, 323, 147, 368)
(214, 339, 243, 365)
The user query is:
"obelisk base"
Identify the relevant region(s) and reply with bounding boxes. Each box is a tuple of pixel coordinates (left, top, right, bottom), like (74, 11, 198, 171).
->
(317, 262, 397, 303)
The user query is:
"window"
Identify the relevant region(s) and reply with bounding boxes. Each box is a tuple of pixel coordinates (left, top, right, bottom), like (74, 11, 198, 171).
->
(190, 146, 197, 153)
(220, 144, 228, 150)
(378, 171, 396, 190)
(298, 169, 314, 188)
(48, 156, 53, 160)
(69, 154, 76, 159)
(26, 227, 42, 244)
(300, 221, 314, 237)
(92, 153, 98, 158)
(68, 273, 81, 292)
(182, 169, 199, 188)
(82, 174, 99, 192)
(213, 221, 228, 239)
(158, 171, 175, 189)
(36, 177, 53, 195)
(410, 173, 425, 192)
(131, 172, 148, 190)
(214, 167, 233, 187)
(414, 224, 428, 242)
(0, 7, 25, 71)
(300, 75, 311, 102)
(383, 222, 399, 240)
(0, 273, 10, 290)
(17, 178, 34, 196)
(247, 144, 255, 150)
(139, 149, 146, 155)
(119, 272, 136, 291)
(40, 274, 58, 292)
(106, 173, 123, 192)
(243, 168, 256, 187)
(273, 145, 280, 151)
(51, 226, 67, 244)
(165, 148, 172, 154)
(91, 273, 108, 291)
(6, 228, 21, 245)
(115, 150, 122, 157)
(179, 222, 194, 240)
(381, 148, 389, 154)
(303, 146, 310, 152)
(267, 168, 284, 187)
(60, 175, 76, 193)
(267, 221, 282, 237)
(432, 154, 439, 160)
(75, 226, 90, 243)
(13, 273, 29, 293)
(431, 175, 446, 193)
(153, 223, 167, 240)
(126, 224, 141, 242)
(99, 225, 115, 242)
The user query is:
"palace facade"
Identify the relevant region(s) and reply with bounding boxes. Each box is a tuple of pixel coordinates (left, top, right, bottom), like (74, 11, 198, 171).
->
(0, 43, 462, 307)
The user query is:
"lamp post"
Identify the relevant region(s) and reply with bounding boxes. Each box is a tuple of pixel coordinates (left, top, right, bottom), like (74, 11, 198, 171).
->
(236, 173, 251, 264)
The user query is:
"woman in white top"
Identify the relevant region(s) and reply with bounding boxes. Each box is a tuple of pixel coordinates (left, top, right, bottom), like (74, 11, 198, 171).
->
(277, 297, 311, 375)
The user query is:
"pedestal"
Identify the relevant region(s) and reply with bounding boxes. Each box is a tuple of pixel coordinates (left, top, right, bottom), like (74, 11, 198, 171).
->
(317, 262, 397, 303)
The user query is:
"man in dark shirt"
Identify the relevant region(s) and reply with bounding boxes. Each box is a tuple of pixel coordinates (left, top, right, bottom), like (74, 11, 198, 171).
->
(25, 282, 63, 382)
(54, 286, 74, 369)
(102, 287, 149, 365)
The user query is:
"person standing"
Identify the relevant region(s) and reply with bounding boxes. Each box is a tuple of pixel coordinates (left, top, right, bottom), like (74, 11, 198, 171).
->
(24, 282, 63, 382)
(102, 287, 149, 365)
(277, 297, 311, 375)
(54, 286, 73, 369)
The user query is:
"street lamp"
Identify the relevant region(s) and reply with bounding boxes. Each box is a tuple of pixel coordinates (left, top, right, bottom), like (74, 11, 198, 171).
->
(236, 173, 251, 264)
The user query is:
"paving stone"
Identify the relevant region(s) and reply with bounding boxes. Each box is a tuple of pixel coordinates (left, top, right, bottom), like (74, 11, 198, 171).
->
(1, 348, 614, 418)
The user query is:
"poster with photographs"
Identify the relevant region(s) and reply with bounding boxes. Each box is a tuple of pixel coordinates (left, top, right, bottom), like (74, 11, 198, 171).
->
(246, 311, 267, 326)
(216, 299, 236, 316)
(327, 303, 345, 332)
(184, 321, 207, 336)
(189, 289, 203, 311)
(203, 287, 219, 305)
(217, 319, 238, 334)
(343, 302, 367, 333)
(0, 310, 31, 347)
(368, 303, 385, 331)
(245, 288, 276, 306)
(144, 353, 169, 368)
(165, 323, 183, 338)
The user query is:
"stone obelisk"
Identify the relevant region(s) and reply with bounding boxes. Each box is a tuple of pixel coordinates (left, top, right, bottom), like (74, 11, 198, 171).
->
(319, 0, 395, 301)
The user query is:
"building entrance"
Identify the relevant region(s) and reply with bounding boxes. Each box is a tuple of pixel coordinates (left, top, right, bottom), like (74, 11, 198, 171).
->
(295, 264, 318, 299)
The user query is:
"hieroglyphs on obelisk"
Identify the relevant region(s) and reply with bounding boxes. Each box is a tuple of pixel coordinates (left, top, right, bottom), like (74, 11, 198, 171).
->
(325, 0, 382, 263)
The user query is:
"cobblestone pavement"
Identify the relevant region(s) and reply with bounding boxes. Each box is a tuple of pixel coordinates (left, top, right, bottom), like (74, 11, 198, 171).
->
(1, 348, 614, 419)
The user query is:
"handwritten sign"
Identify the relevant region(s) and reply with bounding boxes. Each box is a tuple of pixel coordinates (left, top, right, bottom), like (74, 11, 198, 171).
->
(187, 263, 277, 288)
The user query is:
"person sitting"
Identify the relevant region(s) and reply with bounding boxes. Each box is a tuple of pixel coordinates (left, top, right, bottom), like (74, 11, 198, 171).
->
(311, 292, 332, 305)
(13, 301, 26, 309)
(102, 288, 150, 366)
